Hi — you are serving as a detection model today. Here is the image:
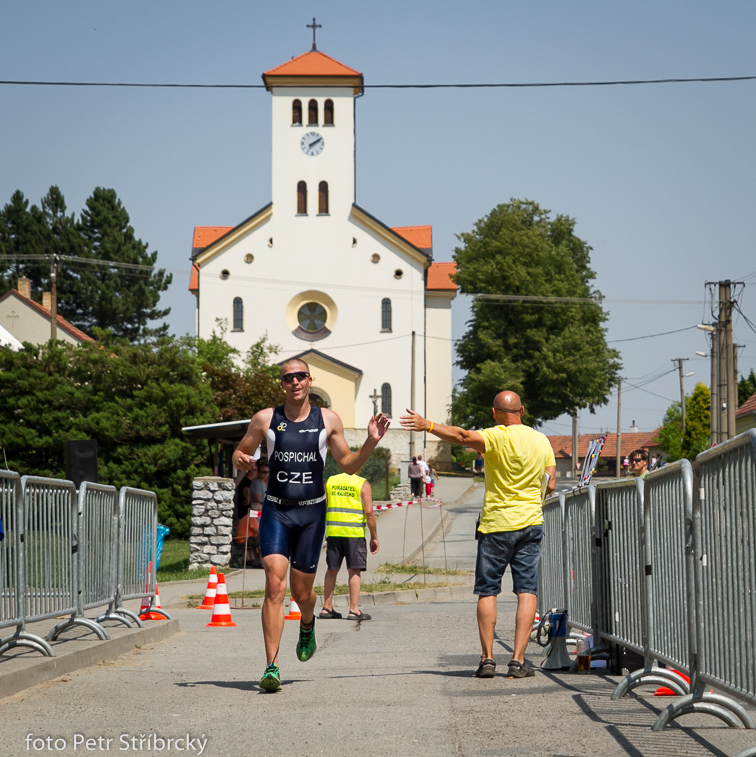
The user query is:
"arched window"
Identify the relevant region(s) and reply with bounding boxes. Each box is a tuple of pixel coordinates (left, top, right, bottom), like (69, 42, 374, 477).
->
(292, 99, 302, 125)
(308, 99, 318, 125)
(297, 181, 307, 215)
(324, 99, 334, 125)
(233, 297, 243, 331)
(381, 383, 392, 417)
(318, 181, 329, 215)
(381, 298, 392, 331)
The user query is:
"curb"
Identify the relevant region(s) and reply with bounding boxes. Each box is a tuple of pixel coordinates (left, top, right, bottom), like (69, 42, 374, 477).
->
(0, 619, 180, 701)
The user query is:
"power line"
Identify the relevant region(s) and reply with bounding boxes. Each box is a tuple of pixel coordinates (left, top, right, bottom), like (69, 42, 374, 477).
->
(607, 325, 699, 343)
(2, 75, 756, 90)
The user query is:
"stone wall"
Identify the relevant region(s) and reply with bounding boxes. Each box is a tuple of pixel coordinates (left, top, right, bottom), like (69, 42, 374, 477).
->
(189, 477, 235, 571)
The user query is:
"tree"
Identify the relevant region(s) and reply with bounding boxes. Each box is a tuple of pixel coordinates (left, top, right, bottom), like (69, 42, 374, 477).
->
(657, 382, 711, 461)
(0, 337, 216, 537)
(739, 368, 756, 407)
(73, 188, 172, 341)
(452, 199, 621, 428)
(0, 186, 172, 342)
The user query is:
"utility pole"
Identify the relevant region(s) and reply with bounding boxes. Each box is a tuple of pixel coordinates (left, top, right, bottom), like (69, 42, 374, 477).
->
(409, 330, 416, 461)
(571, 412, 579, 480)
(50, 254, 58, 340)
(616, 377, 622, 477)
(672, 357, 690, 432)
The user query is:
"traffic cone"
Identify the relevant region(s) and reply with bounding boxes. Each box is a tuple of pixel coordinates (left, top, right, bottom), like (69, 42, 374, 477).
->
(140, 580, 167, 621)
(654, 670, 690, 696)
(196, 566, 218, 610)
(206, 573, 237, 627)
(285, 598, 302, 620)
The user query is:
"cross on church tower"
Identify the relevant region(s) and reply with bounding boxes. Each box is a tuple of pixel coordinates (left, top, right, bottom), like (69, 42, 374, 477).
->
(307, 17, 322, 51)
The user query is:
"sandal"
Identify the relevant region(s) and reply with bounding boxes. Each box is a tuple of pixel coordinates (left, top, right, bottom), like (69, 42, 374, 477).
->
(347, 610, 371, 621)
(318, 608, 342, 619)
(507, 659, 535, 678)
(474, 658, 496, 678)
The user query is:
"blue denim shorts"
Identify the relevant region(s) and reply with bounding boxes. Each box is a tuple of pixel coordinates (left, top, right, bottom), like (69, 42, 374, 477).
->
(474, 525, 543, 596)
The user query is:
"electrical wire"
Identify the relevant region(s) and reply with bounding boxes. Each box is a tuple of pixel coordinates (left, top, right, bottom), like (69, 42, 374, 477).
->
(2, 75, 756, 90)
(607, 325, 699, 343)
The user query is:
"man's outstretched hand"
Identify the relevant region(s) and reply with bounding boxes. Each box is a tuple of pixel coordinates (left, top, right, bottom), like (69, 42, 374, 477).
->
(399, 408, 428, 432)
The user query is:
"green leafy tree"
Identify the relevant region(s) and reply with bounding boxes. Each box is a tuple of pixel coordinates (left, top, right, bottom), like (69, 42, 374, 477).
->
(739, 368, 756, 407)
(0, 190, 49, 295)
(73, 188, 172, 340)
(657, 382, 711, 461)
(452, 199, 621, 428)
(0, 338, 216, 537)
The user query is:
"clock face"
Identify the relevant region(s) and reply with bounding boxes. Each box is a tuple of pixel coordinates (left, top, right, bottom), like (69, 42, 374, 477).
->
(300, 131, 324, 156)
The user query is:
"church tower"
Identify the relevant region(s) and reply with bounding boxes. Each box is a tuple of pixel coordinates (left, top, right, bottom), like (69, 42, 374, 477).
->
(263, 50, 363, 224)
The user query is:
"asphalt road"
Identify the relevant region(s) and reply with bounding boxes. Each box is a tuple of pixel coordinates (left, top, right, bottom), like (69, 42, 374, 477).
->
(2, 484, 755, 757)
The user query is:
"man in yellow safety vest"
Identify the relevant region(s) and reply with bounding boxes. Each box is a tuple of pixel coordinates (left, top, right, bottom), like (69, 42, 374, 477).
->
(319, 472, 378, 621)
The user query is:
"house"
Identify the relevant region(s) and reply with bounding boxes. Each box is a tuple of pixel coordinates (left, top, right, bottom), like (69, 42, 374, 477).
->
(736, 392, 756, 435)
(546, 430, 662, 479)
(189, 49, 457, 468)
(0, 278, 94, 347)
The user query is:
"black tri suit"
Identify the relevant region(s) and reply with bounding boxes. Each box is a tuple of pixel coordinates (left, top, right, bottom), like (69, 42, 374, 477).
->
(258, 405, 328, 573)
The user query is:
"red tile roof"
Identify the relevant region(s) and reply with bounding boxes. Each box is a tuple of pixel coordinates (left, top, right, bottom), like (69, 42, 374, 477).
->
(193, 226, 233, 250)
(263, 50, 361, 78)
(391, 225, 432, 251)
(547, 430, 661, 460)
(189, 263, 199, 294)
(736, 391, 756, 418)
(426, 262, 457, 291)
(0, 289, 94, 343)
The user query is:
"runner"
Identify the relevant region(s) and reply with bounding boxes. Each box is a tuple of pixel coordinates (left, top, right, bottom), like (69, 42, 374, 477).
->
(232, 358, 389, 692)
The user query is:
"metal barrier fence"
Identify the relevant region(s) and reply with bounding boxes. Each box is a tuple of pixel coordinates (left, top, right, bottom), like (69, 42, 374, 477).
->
(537, 430, 756, 737)
(594, 477, 645, 656)
(0, 473, 167, 659)
(562, 486, 596, 637)
(538, 493, 566, 616)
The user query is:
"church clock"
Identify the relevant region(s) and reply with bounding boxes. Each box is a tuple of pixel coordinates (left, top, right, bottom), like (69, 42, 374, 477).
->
(300, 131, 324, 156)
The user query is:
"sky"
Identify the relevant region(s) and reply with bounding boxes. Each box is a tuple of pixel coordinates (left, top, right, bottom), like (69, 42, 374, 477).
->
(2, 1, 756, 437)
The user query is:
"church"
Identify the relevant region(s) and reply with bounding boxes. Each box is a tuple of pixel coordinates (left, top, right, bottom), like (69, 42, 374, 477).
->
(189, 44, 457, 468)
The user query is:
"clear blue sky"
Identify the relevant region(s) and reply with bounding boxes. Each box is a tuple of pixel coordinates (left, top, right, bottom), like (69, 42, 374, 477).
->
(3, 2, 755, 436)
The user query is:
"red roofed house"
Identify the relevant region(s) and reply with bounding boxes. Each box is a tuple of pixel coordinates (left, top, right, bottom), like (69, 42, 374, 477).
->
(547, 430, 663, 480)
(0, 278, 94, 348)
(190, 48, 457, 467)
(736, 392, 756, 435)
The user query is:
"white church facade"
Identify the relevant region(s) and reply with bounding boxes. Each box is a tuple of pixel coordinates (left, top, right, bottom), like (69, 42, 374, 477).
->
(189, 49, 456, 468)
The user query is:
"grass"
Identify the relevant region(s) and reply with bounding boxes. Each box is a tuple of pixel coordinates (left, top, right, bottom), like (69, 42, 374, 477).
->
(371, 472, 401, 500)
(156, 539, 212, 583)
(375, 562, 473, 576)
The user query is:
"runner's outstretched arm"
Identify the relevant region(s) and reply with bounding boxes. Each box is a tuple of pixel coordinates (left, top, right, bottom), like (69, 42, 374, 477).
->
(326, 411, 390, 474)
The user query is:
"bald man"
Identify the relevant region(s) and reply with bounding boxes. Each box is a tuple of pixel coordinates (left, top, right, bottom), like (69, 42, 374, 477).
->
(401, 392, 555, 680)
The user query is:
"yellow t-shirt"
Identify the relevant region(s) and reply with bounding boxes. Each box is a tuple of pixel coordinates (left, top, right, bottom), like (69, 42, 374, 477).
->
(478, 424, 556, 533)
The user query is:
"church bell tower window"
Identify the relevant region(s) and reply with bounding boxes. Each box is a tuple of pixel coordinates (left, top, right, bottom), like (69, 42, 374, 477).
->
(308, 99, 319, 126)
(318, 182, 329, 215)
(324, 99, 334, 125)
(292, 99, 302, 125)
(297, 181, 308, 215)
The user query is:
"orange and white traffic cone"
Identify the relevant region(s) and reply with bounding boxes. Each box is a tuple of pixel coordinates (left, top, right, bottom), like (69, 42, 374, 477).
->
(285, 598, 302, 620)
(196, 566, 218, 610)
(140, 580, 167, 621)
(206, 573, 237, 628)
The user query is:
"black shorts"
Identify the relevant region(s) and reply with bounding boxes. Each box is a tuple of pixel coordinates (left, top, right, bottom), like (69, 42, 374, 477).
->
(325, 536, 367, 571)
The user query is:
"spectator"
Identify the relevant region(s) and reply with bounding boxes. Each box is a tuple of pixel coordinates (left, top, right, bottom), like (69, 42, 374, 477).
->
(408, 457, 423, 499)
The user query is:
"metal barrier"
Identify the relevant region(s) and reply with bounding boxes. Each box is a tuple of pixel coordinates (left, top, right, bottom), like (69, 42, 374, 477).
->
(111, 487, 170, 625)
(538, 493, 566, 616)
(47, 483, 122, 640)
(0, 471, 50, 656)
(654, 430, 756, 731)
(594, 477, 645, 657)
(612, 460, 694, 700)
(562, 486, 597, 638)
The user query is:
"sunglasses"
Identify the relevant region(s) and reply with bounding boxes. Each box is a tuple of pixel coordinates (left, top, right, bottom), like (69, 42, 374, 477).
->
(281, 371, 310, 384)
(630, 458, 645, 464)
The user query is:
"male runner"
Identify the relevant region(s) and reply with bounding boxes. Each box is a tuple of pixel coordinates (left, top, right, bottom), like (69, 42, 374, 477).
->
(232, 358, 389, 691)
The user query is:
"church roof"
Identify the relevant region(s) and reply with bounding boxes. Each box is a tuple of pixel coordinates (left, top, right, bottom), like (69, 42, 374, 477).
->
(391, 225, 432, 254)
(264, 50, 361, 78)
(263, 50, 364, 93)
(426, 262, 457, 291)
(193, 226, 234, 251)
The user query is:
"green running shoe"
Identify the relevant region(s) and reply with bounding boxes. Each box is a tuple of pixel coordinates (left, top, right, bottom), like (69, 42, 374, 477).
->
(259, 662, 281, 692)
(296, 618, 317, 662)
